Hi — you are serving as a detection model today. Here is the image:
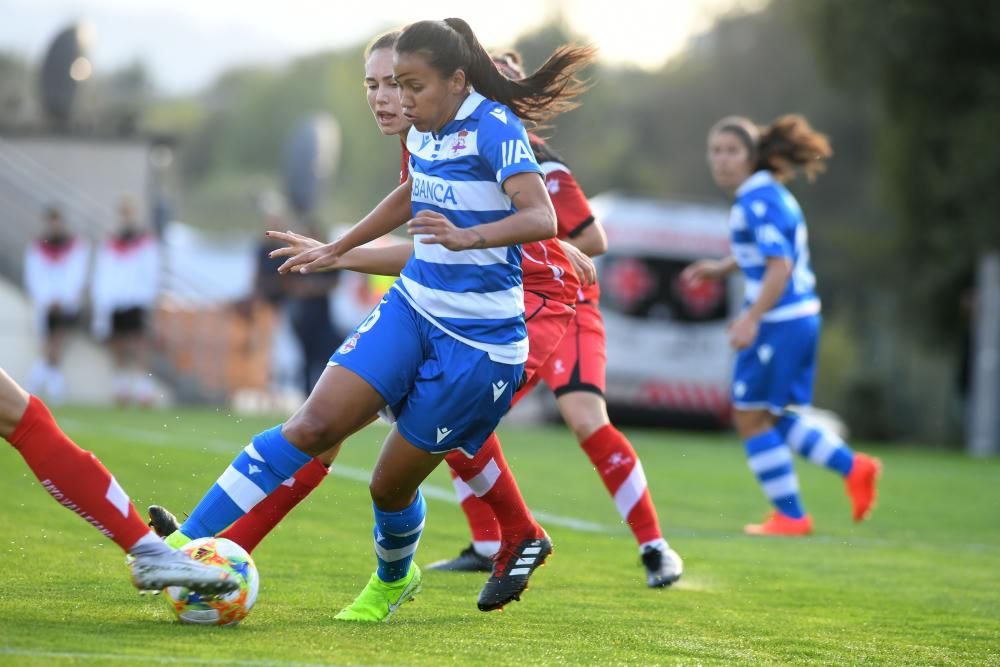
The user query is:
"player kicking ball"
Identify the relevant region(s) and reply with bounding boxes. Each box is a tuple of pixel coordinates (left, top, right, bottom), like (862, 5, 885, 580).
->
(0, 367, 237, 596)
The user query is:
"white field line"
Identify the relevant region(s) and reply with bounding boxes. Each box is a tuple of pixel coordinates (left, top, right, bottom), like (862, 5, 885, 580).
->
(51, 418, 1000, 553)
(56, 418, 614, 534)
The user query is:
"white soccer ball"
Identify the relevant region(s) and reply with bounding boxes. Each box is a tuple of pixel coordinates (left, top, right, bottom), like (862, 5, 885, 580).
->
(163, 537, 260, 625)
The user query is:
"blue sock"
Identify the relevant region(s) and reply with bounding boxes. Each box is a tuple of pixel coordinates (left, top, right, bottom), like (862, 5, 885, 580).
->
(180, 425, 312, 539)
(373, 490, 426, 583)
(776, 414, 855, 477)
(745, 429, 806, 519)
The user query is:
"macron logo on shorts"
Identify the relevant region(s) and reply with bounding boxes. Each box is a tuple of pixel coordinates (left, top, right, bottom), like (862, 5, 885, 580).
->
(436, 426, 453, 444)
(492, 380, 509, 402)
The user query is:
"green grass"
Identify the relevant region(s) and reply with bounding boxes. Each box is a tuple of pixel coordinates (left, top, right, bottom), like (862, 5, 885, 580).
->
(1, 407, 998, 666)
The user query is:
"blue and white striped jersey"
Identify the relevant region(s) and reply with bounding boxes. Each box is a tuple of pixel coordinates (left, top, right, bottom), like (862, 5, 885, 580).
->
(398, 91, 542, 364)
(729, 170, 821, 322)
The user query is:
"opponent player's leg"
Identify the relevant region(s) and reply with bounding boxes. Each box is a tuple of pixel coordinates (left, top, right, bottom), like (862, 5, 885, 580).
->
(165, 293, 416, 548)
(545, 304, 682, 586)
(0, 368, 237, 594)
(427, 468, 499, 571)
(431, 294, 571, 572)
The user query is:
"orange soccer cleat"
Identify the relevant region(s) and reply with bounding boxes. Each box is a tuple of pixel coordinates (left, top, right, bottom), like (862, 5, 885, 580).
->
(845, 453, 882, 522)
(744, 511, 813, 537)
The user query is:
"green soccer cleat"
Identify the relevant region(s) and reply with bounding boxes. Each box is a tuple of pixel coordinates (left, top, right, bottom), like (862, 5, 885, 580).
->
(334, 564, 422, 623)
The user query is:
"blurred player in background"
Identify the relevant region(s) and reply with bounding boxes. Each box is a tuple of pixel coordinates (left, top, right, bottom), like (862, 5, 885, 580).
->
(425, 50, 683, 589)
(0, 367, 238, 595)
(24, 206, 89, 403)
(91, 196, 160, 406)
(151, 18, 594, 622)
(683, 115, 882, 536)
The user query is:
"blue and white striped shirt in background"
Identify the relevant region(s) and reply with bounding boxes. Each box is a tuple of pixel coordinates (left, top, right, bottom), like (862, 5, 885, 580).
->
(729, 170, 821, 322)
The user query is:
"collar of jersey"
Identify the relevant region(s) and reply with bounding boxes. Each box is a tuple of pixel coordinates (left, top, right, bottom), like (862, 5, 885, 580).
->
(735, 170, 774, 198)
(431, 91, 487, 140)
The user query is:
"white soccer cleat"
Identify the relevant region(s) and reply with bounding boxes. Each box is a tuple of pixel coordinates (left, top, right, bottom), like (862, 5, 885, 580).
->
(641, 545, 683, 588)
(129, 550, 239, 596)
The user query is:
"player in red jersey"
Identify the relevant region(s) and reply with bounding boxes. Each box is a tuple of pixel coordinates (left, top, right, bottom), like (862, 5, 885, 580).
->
(151, 30, 595, 612)
(428, 52, 684, 588)
(0, 367, 237, 596)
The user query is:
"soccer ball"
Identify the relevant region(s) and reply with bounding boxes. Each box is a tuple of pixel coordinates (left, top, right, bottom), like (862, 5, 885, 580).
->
(163, 537, 259, 625)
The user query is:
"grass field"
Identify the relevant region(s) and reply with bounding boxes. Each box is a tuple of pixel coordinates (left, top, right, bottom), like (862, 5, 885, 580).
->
(1, 407, 998, 666)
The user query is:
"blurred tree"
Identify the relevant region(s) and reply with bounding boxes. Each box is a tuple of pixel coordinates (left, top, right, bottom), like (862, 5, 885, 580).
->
(798, 0, 1000, 341)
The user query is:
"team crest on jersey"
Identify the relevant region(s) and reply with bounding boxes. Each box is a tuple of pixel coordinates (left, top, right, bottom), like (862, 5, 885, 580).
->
(450, 130, 469, 155)
(546, 176, 561, 194)
(337, 332, 360, 355)
(489, 107, 508, 124)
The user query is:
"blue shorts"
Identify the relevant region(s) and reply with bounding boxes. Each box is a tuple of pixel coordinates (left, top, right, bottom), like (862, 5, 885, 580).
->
(732, 314, 820, 414)
(329, 288, 524, 456)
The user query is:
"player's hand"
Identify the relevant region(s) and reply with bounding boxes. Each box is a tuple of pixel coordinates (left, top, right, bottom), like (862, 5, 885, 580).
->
(559, 241, 597, 286)
(728, 312, 759, 350)
(408, 210, 483, 251)
(267, 231, 344, 274)
(682, 259, 725, 285)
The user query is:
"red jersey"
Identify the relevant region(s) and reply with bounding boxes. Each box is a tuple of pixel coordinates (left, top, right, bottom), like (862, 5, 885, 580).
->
(540, 160, 600, 303)
(399, 139, 579, 306)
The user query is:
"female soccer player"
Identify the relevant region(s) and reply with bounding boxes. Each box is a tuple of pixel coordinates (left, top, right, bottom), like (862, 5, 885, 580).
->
(424, 51, 683, 588)
(0, 367, 237, 595)
(158, 18, 593, 622)
(682, 115, 882, 536)
(153, 30, 588, 613)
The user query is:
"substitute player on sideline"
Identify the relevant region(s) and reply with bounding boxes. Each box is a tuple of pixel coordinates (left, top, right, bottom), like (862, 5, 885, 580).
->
(682, 115, 881, 536)
(154, 18, 594, 622)
(0, 367, 237, 596)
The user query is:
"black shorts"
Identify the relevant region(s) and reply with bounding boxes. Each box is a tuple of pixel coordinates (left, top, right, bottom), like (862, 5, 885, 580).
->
(111, 307, 147, 335)
(45, 307, 79, 335)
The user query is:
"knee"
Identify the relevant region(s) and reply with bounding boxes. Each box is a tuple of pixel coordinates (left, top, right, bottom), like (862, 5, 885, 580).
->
(733, 410, 774, 439)
(369, 480, 410, 512)
(282, 411, 339, 457)
(570, 416, 605, 444)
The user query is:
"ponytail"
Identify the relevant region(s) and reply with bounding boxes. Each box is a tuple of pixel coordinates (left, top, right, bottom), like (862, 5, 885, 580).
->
(756, 115, 832, 182)
(713, 114, 832, 183)
(395, 18, 595, 124)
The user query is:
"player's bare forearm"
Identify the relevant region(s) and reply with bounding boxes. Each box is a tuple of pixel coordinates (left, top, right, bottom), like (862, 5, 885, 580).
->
(746, 257, 793, 321)
(566, 219, 607, 257)
(462, 171, 556, 247)
(339, 180, 413, 252)
(338, 243, 411, 276)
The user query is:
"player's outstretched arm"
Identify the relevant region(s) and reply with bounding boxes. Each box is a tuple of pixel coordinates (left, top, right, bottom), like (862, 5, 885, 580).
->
(268, 231, 411, 277)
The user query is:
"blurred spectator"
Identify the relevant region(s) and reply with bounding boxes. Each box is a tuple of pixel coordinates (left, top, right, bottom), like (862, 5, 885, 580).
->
(91, 196, 160, 405)
(24, 206, 89, 403)
(277, 217, 340, 394)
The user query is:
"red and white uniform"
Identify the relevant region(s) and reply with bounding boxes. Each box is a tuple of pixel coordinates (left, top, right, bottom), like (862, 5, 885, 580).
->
(91, 231, 160, 339)
(24, 235, 89, 334)
(530, 158, 608, 396)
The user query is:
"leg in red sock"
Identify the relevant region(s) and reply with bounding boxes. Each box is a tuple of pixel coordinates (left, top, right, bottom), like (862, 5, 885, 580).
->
(580, 424, 663, 546)
(445, 433, 542, 542)
(7, 395, 151, 552)
(219, 457, 329, 553)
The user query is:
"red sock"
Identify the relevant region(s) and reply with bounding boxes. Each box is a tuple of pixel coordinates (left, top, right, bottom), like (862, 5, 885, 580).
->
(219, 457, 329, 553)
(7, 396, 150, 552)
(581, 424, 663, 545)
(447, 468, 500, 552)
(445, 432, 541, 542)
